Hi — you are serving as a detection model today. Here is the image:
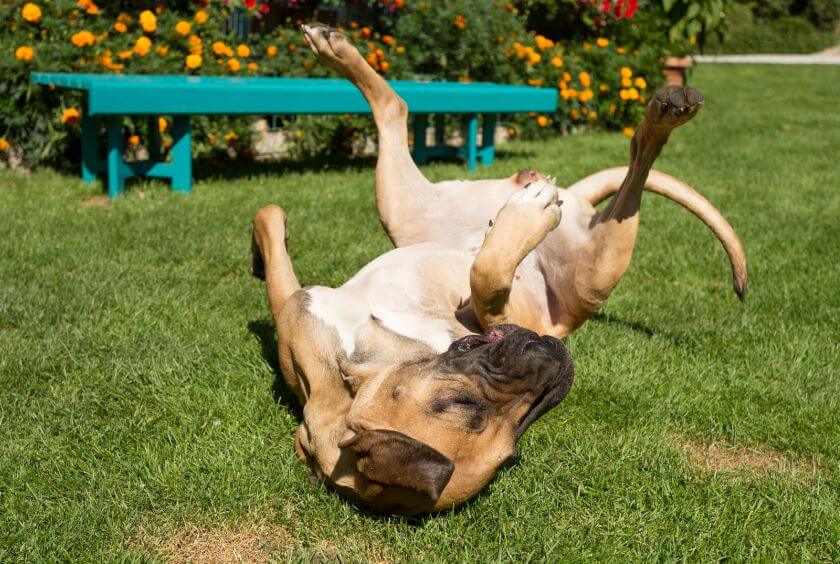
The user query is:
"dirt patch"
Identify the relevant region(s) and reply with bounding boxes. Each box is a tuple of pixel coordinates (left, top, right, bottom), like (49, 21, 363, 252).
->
(137, 521, 291, 563)
(81, 194, 111, 209)
(679, 438, 815, 481)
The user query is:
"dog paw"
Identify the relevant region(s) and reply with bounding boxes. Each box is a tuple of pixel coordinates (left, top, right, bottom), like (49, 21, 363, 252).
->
(486, 180, 562, 257)
(301, 22, 365, 78)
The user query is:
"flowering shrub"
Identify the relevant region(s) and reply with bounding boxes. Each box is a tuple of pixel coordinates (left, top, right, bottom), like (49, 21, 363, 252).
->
(0, 0, 692, 169)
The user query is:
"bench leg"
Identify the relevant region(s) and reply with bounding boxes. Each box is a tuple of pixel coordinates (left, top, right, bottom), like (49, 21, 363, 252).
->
(434, 114, 445, 146)
(81, 115, 100, 183)
(464, 114, 478, 172)
(170, 116, 192, 193)
(480, 114, 497, 166)
(147, 116, 161, 162)
(412, 114, 429, 165)
(106, 117, 125, 199)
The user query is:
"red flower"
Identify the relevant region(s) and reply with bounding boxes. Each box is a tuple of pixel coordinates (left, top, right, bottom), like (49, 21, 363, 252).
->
(244, 0, 256, 8)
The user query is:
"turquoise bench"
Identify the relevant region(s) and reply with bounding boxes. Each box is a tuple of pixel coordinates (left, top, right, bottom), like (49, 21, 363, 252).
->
(31, 73, 558, 199)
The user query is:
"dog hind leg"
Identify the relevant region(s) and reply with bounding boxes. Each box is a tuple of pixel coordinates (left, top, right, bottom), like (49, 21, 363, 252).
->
(301, 23, 433, 246)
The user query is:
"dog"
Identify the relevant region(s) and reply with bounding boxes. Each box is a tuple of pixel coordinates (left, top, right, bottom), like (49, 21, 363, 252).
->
(249, 24, 747, 515)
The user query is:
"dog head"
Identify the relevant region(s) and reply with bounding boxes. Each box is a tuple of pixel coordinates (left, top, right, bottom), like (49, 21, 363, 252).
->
(337, 324, 573, 514)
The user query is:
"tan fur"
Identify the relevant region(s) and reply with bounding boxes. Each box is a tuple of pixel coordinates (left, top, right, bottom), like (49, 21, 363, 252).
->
(248, 24, 748, 514)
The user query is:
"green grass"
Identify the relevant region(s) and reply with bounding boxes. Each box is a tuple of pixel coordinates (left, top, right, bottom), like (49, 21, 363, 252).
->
(1, 64, 839, 561)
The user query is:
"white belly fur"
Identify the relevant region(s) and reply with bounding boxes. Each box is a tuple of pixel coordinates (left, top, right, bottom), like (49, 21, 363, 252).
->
(306, 244, 472, 356)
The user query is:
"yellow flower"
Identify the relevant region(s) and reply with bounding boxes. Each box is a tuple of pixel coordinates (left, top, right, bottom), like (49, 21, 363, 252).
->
(266, 45, 277, 57)
(236, 44, 250, 58)
(156, 46, 169, 56)
(224, 131, 238, 144)
(616, 47, 626, 54)
(61, 107, 81, 126)
(188, 35, 202, 54)
(628, 87, 639, 100)
(247, 62, 258, 72)
(176, 20, 191, 36)
(570, 109, 579, 121)
(139, 10, 157, 33)
(623, 127, 634, 138)
(596, 37, 608, 48)
(527, 50, 541, 65)
(227, 58, 241, 72)
(22, 3, 41, 23)
(71, 30, 95, 47)
(396, 45, 405, 53)
(634, 77, 647, 89)
(619, 89, 630, 101)
(589, 112, 598, 121)
(536, 115, 548, 127)
(0, 139, 9, 152)
(620, 67, 632, 78)
(158, 117, 168, 132)
(562, 71, 571, 83)
(117, 12, 132, 24)
(579, 71, 591, 88)
(610, 103, 617, 114)
(186, 54, 202, 69)
(551, 56, 563, 68)
(78, 0, 99, 15)
(118, 50, 132, 60)
(195, 10, 208, 24)
(15, 46, 35, 62)
(134, 36, 152, 56)
(212, 41, 233, 57)
(599, 83, 608, 93)
(578, 89, 594, 102)
(528, 78, 543, 86)
(208, 133, 218, 144)
(128, 134, 140, 146)
(535, 35, 554, 50)
(114, 22, 127, 33)
(621, 77, 632, 88)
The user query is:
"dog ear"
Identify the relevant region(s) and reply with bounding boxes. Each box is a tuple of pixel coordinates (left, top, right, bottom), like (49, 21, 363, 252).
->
(343, 429, 455, 502)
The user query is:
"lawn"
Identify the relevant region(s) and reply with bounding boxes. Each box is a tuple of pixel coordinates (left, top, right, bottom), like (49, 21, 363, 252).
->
(1, 64, 838, 561)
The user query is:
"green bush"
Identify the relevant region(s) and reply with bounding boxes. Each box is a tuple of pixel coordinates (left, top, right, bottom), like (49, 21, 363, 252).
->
(1, 0, 691, 170)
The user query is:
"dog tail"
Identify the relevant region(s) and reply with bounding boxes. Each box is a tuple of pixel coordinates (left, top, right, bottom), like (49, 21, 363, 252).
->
(567, 166, 748, 301)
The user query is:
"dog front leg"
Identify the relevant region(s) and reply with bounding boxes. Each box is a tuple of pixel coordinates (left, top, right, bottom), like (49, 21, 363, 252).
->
(470, 181, 561, 330)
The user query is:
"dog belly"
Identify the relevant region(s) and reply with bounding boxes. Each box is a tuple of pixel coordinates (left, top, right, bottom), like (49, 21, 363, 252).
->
(306, 244, 473, 356)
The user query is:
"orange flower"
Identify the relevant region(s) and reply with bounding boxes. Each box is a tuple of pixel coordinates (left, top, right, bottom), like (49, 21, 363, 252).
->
(620, 66, 632, 78)
(195, 10, 208, 24)
(227, 58, 241, 72)
(139, 10, 157, 33)
(128, 135, 140, 146)
(361, 27, 371, 38)
(599, 83, 608, 93)
(117, 12, 132, 23)
(507, 127, 516, 138)
(15, 46, 35, 62)
(186, 54, 202, 69)
(71, 30, 95, 47)
(118, 50, 132, 60)
(535, 35, 553, 50)
(536, 115, 548, 127)
(528, 78, 543, 87)
(236, 44, 250, 57)
(247, 62, 258, 72)
(454, 15, 465, 30)
(589, 112, 598, 121)
(551, 56, 563, 68)
(578, 89, 593, 102)
(158, 117, 168, 132)
(619, 88, 630, 101)
(627, 87, 639, 100)
(21, 3, 41, 23)
(578, 71, 591, 88)
(621, 77, 632, 88)
(61, 108, 81, 126)
(623, 127, 634, 138)
(616, 47, 626, 54)
(134, 36, 152, 56)
(380, 60, 390, 72)
(157, 46, 169, 56)
(176, 20, 191, 36)
(78, 0, 99, 15)
(562, 71, 571, 83)
(113, 22, 127, 33)
(634, 77, 647, 89)
(382, 35, 395, 45)
(527, 50, 541, 65)
(0, 139, 9, 152)
(188, 35, 202, 54)
(224, 131, 238, 144)
(596, 37, 609, 48)
(396, 46, 405, 53)
(288, 43, 297, 52)
(266, 45, 277, 57)
(570, 109, 579, 121)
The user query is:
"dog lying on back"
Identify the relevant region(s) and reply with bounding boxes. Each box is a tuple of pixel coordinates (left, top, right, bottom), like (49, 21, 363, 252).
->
(250, 23, 747, 515)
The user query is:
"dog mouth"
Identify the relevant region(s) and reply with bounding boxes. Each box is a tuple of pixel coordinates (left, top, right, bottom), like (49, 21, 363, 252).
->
(448, 324, 558, 355)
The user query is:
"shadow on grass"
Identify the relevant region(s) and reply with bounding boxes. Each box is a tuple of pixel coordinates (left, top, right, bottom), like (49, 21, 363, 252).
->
(589, 311, 695, 349)
(248, 318, 303, 421)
